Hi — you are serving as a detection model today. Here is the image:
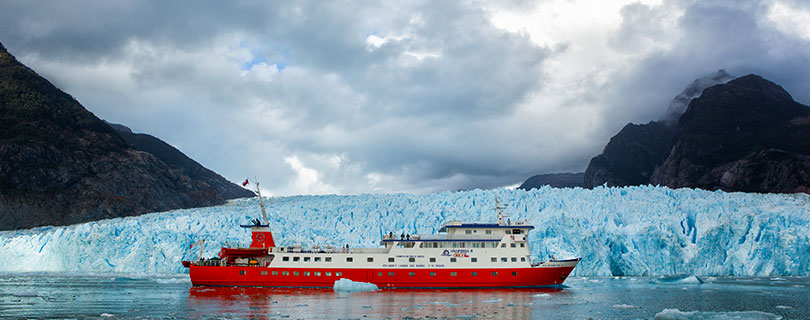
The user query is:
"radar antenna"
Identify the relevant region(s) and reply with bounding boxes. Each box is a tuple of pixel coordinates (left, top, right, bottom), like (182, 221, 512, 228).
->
(494, 196, 509, 225)
(246, 177, 269, 225)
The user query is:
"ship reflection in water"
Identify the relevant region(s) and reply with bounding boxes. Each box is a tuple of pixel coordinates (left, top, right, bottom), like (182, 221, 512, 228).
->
(186, 286, 563, 319)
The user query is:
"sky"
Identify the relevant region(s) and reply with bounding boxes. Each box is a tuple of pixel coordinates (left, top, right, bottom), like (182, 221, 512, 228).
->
(2, 0, 810, 196)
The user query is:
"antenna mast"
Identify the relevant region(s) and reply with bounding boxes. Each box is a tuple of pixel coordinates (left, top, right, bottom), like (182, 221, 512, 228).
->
(494, 196, 508, 225)
(252, 177, 268, 225)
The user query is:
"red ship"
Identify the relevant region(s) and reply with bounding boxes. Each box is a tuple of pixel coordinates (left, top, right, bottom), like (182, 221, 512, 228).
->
(183, 181, 580, 288)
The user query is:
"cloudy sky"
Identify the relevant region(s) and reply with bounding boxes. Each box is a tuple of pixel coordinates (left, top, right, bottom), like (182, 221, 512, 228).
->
(2, 0, 810, 196)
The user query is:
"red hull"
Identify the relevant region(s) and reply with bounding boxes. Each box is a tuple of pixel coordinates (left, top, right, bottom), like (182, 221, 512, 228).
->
(187, 264, 576, 288)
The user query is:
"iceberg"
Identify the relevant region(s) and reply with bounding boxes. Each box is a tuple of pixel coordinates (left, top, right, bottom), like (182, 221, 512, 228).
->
(654, 308, 781, 320)
(0, 185, 808, 277)
(333, 278, 379, 292)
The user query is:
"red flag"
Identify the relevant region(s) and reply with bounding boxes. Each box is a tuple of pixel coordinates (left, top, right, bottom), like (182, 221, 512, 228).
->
(242, 179, 249, 186)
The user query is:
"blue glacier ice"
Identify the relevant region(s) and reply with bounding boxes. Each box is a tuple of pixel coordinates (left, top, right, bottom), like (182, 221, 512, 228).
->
(0, 186, 808, 276)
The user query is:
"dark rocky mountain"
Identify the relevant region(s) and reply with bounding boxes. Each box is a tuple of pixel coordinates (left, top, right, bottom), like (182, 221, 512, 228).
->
(0, 42, 253, 231)
(650, 75, 810, 193)
(518, 172, 583, 190)
(583, 74, 810, 193)
(583, 122, 677, 188)
(106, 122, 254, 200)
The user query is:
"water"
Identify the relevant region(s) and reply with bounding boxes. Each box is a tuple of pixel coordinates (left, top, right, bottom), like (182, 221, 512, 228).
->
(0, 273, 808, 319)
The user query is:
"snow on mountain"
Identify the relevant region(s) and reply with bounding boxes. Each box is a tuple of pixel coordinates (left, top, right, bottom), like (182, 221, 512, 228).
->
(0, 186, 808, 276)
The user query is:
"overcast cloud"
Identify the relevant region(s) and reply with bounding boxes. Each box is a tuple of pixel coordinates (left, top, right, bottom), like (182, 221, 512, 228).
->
(2, 0, 809, 196)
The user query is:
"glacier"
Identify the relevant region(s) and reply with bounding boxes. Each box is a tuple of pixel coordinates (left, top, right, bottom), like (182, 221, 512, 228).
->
(0, 185, 808, 277)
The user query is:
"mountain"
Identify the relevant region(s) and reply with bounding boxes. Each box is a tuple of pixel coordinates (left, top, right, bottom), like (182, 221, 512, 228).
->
(659, 69, 735, 124)
(518, 172, 583, 190)
(106, 122, 254, 200)
(0, 42, 253, 231)
(584, 74, 810, 193)
(650, 75, 810, 193)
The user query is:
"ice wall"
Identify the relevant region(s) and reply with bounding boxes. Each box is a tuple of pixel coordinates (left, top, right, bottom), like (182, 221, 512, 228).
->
(0, 186, 808, 276)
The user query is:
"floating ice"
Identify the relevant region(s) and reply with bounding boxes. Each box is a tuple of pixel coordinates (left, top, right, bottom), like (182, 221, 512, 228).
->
(0, 186, 808, 276)
(332, 278, 378, 292)
(611, 304, 638, 309)
(653, 275, 705, 284)
(654, 308, 782, 319)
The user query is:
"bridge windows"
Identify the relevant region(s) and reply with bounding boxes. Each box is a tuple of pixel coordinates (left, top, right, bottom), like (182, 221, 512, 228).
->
(486, 230, 492, 235)
(501, 243, 506, 248)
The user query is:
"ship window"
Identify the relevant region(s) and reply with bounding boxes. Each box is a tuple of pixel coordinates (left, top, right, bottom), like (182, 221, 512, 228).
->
(452, 242, 458, 248)
(511, 257, 517, 262)
(513, 229, 521, 234)
(304, 272, 310, 276)
(304, 257, 311, 262)
(315, 257, 321, 262)
(471, 258, 478, 263)
(491, 257, 497, 262)
(409, 272, 415, 277)
(346, 257, 353, 262)
(521, 257, 526, 262)
(325, 257, 332, 262)
(520, 243, 525, 248)
(491, 243, 498, 248)
(501, 257, 507, 262)
(492, 272, 498, 276)
(500, 243, 506, 248)
(336, 272, 342, 277)
(450, 272, 457, 277)
(315, 272, 321, 276)
(512, 271, 517, 276)
(486, 230, 492, 234)
(430, 272, 436, 277)
(283, 257, 289, 262)
(480, 242, 486, 248)
(293, 257, 300, 262)
(465, 230, 472, 234)
(429, 257, 436, 263)
(239, 270, 246, 275)
(378, 272, 383, 276)
(282, 271, 289, 276)
(293, 271, 299, 276)
(367, 257, 373, 262)
(472, 243, 479, 248)
(450, 258, 456, 263)
(388, 272, 395, 277)
(325, 272, 332, 276)
(388, 257, 395, 263)
(272, 271, 278, 275)
(261, 271, 267, 276)
(432, 242, 438, 248)
(505, 230, 511, 234)
(409, 257, 415, 263)
(471, 272, 477, 276)
(511, 243, 516, 248)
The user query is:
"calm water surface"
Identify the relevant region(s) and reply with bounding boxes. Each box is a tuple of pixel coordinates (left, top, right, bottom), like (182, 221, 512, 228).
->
(0, 273, 808, 319)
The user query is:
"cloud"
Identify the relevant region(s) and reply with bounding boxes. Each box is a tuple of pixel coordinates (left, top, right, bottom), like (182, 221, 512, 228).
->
(1, 0, 809, 195)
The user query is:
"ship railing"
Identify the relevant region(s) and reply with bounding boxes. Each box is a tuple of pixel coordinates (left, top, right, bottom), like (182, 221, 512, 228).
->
(409, 234, 504, 241)
(274, 247, 390, 254)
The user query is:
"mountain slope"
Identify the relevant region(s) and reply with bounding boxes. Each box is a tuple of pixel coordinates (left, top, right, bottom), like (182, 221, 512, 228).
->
(0, 42, 252, 230)
(518, 172, 583, 190)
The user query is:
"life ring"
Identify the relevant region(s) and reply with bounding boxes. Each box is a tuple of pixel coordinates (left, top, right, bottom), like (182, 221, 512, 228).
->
(256, 233, 265, 242)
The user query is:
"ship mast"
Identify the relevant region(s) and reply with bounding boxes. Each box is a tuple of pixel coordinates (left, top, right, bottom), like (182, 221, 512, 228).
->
(495, 196, 508, 225)
(251, 177, 268, 225)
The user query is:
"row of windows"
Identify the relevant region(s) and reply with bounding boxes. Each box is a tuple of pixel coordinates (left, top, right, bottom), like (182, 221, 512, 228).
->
(461, 229, 524, 235)
(241, 270, 520, 277)
(242, 270, 345, 277)
(422, 242, 526, 249)
(281, 256, 528, 263)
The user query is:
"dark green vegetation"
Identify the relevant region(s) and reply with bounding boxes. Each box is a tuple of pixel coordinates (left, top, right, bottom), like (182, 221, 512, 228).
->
(0, 43, 253, 230)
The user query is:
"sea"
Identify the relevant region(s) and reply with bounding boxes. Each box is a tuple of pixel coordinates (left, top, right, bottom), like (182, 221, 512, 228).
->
(0, 273, 807, 319)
